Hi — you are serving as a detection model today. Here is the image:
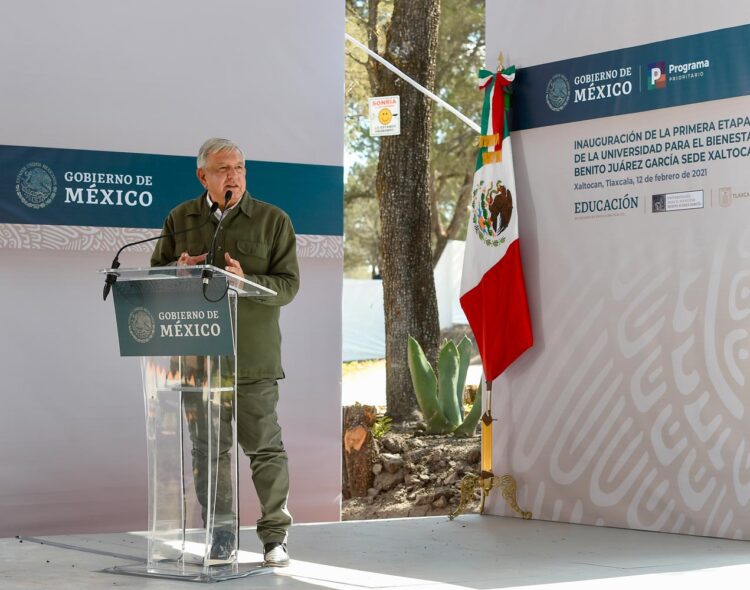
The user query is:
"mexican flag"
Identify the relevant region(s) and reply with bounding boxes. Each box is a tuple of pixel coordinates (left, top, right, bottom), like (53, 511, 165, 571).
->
(459, 67, 533, 382)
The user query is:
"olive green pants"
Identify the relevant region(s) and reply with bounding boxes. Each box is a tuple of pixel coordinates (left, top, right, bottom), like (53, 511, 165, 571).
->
(184, 379, 291, 545)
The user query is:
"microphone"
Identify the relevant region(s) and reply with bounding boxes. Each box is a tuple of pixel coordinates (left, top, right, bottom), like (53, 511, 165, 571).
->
(102, 198, 220, 301)
(202, 190, 233, 286)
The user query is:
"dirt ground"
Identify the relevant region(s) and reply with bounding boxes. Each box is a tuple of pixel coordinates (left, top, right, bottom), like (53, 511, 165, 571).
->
(341, 425, 482, 520)
(341, 325, 483, 520)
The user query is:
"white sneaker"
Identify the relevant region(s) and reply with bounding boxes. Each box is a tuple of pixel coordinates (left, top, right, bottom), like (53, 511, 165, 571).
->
(263, 542, 290, 567)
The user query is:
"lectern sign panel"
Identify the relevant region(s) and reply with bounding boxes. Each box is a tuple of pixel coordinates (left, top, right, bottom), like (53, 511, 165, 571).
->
(112, 278, 234, 356)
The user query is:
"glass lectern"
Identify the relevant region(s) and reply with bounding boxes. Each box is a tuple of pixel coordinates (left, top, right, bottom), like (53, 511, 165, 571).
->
(102, 265, 275, 582)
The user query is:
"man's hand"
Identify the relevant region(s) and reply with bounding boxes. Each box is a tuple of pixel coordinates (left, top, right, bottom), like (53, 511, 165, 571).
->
(177, 251, 208, 266)
(224, 252, 244, 277)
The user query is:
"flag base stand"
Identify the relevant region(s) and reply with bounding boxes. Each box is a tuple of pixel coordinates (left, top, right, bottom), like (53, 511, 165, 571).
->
(449, 471, 532, 520)
(448, 381, 533, 521)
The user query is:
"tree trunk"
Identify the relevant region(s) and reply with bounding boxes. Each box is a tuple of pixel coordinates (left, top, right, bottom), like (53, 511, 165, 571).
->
(374, 0, 442, 421)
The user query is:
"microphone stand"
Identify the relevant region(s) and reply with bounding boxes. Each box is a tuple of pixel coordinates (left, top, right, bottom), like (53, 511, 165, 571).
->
(102, 198, 219, 301)
(201, 190, 233, 300)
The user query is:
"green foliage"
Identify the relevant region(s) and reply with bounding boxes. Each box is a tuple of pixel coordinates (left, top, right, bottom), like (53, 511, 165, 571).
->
(407, 335, 481, 436)
(437, 341, 461, 427)
(455, 336, 472, 410)
(371, 414, 393, 439)
(407, 337, 453, 434)
(453, 389, 482, 438)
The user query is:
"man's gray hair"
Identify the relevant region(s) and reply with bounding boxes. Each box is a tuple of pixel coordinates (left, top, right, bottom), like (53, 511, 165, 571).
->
(197, 138, 246, 169)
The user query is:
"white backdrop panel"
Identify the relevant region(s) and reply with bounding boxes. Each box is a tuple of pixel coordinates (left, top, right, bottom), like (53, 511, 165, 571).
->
(485, 0, 750, 539)
(0, 0, 343, 166)
(0, 0, 343, 536)
(0, 247, 342, 536)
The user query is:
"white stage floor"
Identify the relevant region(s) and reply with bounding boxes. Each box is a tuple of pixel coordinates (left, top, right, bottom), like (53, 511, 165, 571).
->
(2, 515, 749, 589)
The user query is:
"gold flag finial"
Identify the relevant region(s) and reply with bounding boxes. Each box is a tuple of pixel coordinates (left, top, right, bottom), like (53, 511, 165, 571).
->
(497, 51, 505, 71)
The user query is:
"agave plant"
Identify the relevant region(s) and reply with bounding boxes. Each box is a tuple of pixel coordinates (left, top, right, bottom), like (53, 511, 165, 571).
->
(407, 336, 482, 437)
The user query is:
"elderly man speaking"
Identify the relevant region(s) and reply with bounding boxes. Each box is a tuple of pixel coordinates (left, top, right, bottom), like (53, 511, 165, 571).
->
(151, 137, 299, 567)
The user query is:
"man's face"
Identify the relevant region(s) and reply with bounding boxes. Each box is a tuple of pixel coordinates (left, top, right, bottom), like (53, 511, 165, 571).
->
(196, 148, 246, 209)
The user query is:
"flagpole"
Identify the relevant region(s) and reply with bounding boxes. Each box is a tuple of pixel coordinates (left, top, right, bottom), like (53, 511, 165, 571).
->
(480, 378, 494, 479)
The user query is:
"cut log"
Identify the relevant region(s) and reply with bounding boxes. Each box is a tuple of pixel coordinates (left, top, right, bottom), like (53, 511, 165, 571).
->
(342, 404, 377, 497)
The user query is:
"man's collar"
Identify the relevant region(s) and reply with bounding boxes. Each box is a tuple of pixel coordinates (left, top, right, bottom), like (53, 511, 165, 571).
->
(203, 191, 252, 219)
(238, 191, 254, 218)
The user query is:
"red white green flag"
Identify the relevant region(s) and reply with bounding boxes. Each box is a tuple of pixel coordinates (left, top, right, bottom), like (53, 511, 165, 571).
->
(459, 66, 533, 382)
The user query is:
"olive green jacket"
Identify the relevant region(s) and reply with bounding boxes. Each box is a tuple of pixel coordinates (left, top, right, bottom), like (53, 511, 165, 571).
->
(150, 192, 300, 379)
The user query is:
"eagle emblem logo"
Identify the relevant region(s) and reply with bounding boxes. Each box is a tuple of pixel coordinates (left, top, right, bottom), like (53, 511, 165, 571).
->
(471, 179, 513, 247)
(16, 163, 57, 209)
(128, 307, 155, 344)
(546, 74, 570, 112)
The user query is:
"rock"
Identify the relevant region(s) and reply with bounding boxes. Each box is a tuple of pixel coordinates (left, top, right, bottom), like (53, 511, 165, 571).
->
(404, 472, 419, 486)
(373, 468, 405, 492)
(380, 434, 404, 454)
(443, 471, 459, 485)
(341, 422, 482, 521)
(381, 453, 405, 474)
(415, 492, 431, 506)
(408, 506, 430, 517)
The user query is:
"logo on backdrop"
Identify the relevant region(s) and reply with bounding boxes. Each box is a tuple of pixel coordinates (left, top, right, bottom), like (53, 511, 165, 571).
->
(718, 187, 733, 208)
(720, 186, 750, 202)
(128, 307, 156, 344)
(647, 62, 667, 90)
(545, 68, 635, 113)
(574, 194, 639, 218)
(546, 74, 571, 111)
(472, 179, 513, 246)
(15, 161, 155, 212)
(15, 163, 57, 209)
(646, 58, 710, 88)
(515, 24, 744, 130)
(652, 194, 666, 212)
(650, 190, 703, 213)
